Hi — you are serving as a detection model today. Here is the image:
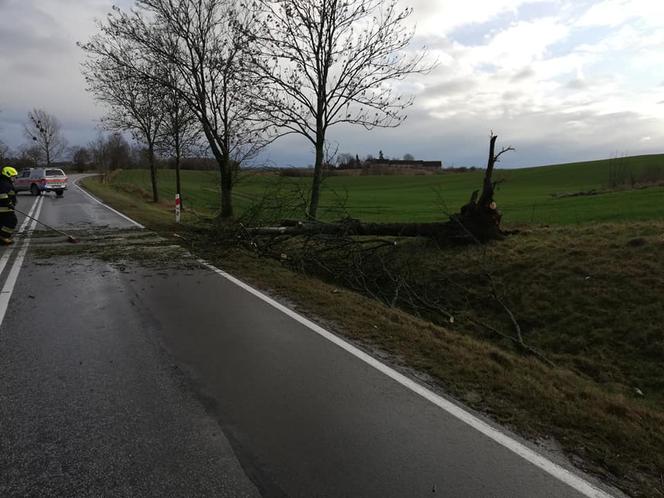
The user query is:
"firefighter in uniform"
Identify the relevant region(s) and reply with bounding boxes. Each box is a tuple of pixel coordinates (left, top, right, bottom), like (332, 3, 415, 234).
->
(0, 166, 18, 245)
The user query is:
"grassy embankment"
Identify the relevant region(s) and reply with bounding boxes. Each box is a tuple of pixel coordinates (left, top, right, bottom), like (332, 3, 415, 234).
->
(81, 155, 664, 497)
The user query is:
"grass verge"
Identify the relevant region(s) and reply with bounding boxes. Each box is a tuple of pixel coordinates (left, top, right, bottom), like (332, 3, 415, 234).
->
(80, 176, 664, 497)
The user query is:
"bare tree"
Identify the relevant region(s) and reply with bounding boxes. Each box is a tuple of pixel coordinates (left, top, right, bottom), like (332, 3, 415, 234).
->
(0, 109, 10, 164)
(88, 132, 132, 176)
(23, 109, 68, 166)
(250, 0, 433, 218)
(18, 143, 43, 168)
(336, 152, 354, 167)
(158, 69, 203, 210)
(0, 110, 8, 163)
(0, 141, 9, 163)
(82, 50, 166, 202)
(88, 134, 108, 174)
(80, 0, 271, 218)
(106, 133, 132, 171)
(71, 146, 91, 172)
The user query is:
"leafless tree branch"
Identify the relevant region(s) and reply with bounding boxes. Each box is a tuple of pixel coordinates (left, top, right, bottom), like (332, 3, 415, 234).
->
(247, 0, 436, 218)
(23, 109, 67, 166)
(80, 0, 272, 217)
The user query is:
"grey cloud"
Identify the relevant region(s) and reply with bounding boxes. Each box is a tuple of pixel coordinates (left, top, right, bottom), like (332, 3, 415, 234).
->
(502, 91, 523, 101)
(0, 2, 76, 58)
(9, 60, 46, 77)
(565, 78, 588, 90)
(511, 67, 535, 82)
(419, 78, 478, 98)
(306, 103, 661, 170)
(0, 0, 55, 25)
(0, 28, 72, 56)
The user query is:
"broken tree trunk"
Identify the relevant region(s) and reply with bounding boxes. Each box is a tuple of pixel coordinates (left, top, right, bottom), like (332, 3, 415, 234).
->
(247, 219, 455, 239)
(447, 132, 514, 243)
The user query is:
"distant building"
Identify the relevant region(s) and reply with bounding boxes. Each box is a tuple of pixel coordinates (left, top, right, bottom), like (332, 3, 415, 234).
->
(363, 158, 443, 170)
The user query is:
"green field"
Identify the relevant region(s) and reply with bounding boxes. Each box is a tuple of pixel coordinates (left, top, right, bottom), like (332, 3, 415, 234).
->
(110, 153, 664, 224)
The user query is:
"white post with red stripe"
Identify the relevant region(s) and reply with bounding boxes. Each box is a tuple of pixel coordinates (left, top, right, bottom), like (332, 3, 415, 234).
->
(175, 193, 181, 223)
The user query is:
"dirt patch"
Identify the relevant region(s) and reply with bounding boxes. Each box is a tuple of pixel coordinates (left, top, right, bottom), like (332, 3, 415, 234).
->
(30, 229, 199, 270)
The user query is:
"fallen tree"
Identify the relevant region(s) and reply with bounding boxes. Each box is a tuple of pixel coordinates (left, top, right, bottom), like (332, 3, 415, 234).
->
(247, 133, 514, 244)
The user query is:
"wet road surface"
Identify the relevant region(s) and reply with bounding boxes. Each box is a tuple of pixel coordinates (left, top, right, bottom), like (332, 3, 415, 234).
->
(1, 183, 258, 496)
(0, 178, 618, 497)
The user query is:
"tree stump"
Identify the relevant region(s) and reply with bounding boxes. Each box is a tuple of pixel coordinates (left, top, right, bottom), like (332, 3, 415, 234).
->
(447, 133, 513, 243)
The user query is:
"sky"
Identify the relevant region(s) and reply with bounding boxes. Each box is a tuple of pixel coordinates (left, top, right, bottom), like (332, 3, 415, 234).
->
(0, 0, 663, 168)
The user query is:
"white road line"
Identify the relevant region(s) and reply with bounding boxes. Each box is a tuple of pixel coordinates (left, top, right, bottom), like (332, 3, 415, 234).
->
(0, 196, 42, 279)
(0, 195, 44, 327)
(74, 178, 145, 229)
(197, 259, 614, 498)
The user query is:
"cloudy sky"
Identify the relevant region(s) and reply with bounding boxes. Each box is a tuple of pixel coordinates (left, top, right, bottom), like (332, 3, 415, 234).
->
(0, 0, 663, 167)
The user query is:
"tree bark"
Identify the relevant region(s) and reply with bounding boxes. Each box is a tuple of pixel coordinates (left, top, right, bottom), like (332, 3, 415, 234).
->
(148, 142, 159, 203)
(308, 135, 325, 219)
(200, 121, 233, 218)
(220, 154, 233, 218)
(478, 134, 498, 207)
(247, 220, 461, 243)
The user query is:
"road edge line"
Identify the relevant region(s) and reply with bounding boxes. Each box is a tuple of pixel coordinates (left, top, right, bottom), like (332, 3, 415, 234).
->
(196, 258, 613, 498)
(0, 196, 44, 326)
(74, 178, 145, 229)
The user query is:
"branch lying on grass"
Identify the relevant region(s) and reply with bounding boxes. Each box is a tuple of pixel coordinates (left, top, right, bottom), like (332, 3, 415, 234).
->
(492, 288, 524, 345)
(228, 154, 552, 366)
(239, 223, 556, 365)
(466, 316, 555, 368)
(439, 204, 555, 366)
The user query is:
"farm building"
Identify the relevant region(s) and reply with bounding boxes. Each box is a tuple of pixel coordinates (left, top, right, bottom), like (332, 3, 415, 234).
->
(363, 158, 443, 170)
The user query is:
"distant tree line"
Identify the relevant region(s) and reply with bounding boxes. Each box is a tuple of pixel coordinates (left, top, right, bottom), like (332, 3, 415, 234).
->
(1, 104, 220, 212)
(607, 155, 664, 189)
(335, 151, 419, 169)
(1, 122, 216, 176)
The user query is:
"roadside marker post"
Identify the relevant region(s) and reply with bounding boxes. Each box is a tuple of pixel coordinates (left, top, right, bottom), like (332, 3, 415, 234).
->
(175, 194, 181, 223)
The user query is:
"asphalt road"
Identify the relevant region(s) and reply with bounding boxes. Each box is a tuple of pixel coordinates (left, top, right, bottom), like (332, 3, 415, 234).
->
(0, 179, 618, 497)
